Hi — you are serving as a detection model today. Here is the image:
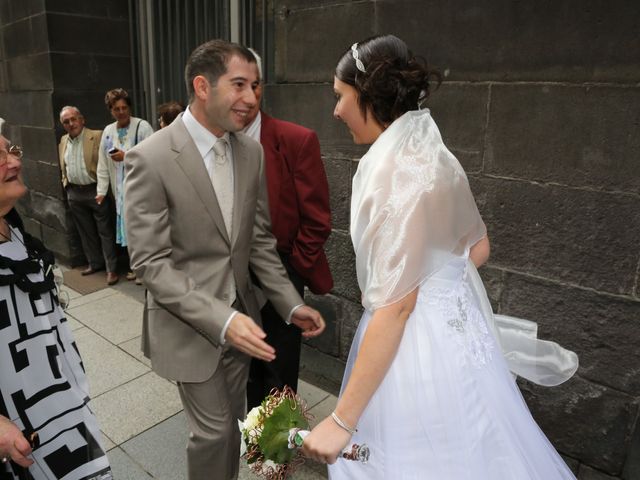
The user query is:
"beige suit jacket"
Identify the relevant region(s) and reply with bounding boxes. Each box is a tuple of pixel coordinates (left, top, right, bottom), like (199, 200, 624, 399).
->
(58, 128, 102, 187)
(124, 117, 303, 383)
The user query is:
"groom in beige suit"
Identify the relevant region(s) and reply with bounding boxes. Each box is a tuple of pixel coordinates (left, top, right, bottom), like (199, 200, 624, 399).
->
(124, 40, 325, 480)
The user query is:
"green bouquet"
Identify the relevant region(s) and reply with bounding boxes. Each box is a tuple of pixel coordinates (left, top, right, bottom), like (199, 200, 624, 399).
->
(238, 387, 369, 479)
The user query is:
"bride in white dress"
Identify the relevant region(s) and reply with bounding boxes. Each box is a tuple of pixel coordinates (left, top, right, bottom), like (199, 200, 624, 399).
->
(301, 35, 579, 479)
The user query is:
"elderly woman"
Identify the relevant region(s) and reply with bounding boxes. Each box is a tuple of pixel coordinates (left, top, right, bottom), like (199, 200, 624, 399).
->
(96, 88, 153, 282)
(0, 121, 112, 478)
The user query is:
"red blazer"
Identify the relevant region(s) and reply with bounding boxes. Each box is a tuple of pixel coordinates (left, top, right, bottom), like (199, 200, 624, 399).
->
(260, 112, 333, 294)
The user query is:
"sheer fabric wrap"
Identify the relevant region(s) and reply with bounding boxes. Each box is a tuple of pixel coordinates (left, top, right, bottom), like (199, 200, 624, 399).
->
(351, 110, 486, 311)
(467, 264, 579, 386)
(351, 109, 578, 386)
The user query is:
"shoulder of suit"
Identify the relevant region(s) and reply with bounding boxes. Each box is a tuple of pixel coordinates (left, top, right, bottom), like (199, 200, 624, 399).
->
(128, 118, 176, 157)
(84, 128, 103, 137)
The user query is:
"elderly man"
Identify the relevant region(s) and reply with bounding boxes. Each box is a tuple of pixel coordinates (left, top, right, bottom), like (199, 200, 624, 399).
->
(59, 106, 118, 285)
(241, 50, 333, 409)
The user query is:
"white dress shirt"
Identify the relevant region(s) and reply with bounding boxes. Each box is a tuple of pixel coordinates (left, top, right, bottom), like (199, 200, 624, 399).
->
(65, 130, 94, 185)
(182, 108, 302, 343)
(242, 111, 262, 142)
(182, 107, 237, 344)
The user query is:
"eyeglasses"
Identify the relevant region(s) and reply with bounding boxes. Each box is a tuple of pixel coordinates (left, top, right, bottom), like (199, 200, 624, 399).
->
(0, 145, 23, 166)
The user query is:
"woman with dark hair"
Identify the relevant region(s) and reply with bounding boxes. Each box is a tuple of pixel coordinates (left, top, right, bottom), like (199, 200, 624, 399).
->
(0, 121, 112, 479)
(157, 101, 184, 129)
(301, 35, 577, 479)
(96, 88, 153, 282)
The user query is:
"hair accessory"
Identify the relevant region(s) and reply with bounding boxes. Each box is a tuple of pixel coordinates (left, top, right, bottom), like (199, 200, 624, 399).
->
(331, 411, 358, 435)
(351, 43, 366, 73)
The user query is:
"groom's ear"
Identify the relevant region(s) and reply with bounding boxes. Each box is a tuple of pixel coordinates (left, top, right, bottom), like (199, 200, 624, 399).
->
(193, 75, 211, 101)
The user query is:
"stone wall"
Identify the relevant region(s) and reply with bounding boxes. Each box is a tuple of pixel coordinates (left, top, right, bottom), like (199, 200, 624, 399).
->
(0, 0, 131, 264)
(264, 1, 640, 478)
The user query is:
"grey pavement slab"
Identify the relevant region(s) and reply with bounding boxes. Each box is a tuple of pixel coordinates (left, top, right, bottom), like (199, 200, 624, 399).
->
(68, 291, 143, 345)
(91, 371, 182, 444)
(119, 335, 151, 368)
(111, 277, 146, 304)
(74, 326, 150, 396)
(60, 284, 82, 300)
(101, 431, 116, 452)
(121, 412, 188, 480)
(107, 447, 154, 479)
(298, 379, 330, 409)
(65, 287, 118, 309)
(307, 395, 338, 429)
(64, 313, 84, 331)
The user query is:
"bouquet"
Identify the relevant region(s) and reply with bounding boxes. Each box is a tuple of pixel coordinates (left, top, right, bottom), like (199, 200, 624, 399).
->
(239, 386, 369, 479)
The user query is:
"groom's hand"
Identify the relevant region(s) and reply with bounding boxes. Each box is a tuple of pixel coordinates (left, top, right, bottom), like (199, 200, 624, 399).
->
(225, 313, 276, 361)
(291, 305, 325, 338)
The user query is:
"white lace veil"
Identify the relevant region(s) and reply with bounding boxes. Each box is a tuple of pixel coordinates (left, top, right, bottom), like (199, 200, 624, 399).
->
(351, 109, 486, 310)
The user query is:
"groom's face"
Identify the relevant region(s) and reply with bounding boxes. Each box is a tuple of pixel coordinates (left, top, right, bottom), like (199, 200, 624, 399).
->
(241, 63, 263, 128)
(201, 55, 259, 136)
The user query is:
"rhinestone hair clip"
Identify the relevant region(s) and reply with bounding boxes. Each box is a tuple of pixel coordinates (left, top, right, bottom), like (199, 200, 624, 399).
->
(351, 43, 366, 73)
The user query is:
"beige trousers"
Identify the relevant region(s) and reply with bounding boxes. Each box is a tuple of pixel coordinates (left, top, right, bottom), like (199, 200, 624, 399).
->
(178, 346, 250, 480)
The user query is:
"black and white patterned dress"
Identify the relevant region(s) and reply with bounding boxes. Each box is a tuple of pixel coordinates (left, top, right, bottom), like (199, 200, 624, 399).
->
(0, 225, 112, 480)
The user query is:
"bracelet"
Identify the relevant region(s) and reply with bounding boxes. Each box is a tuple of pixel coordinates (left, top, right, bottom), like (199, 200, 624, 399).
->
(331, 411, 357, 435)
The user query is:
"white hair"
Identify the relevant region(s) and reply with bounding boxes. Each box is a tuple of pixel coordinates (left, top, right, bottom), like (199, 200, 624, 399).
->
(247, 48, 263, 81)
(59, 105, 83, 119)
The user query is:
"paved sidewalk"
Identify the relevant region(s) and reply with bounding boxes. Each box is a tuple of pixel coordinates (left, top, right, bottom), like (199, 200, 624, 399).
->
(60, 280, 333, 479)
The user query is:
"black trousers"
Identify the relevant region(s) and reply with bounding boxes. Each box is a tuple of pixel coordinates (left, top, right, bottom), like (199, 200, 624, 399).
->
(66, 183, 118, 273)
(247, 255, 305, 409)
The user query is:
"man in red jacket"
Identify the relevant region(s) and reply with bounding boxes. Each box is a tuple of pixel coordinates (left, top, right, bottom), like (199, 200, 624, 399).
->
(243, 50, 333, 408)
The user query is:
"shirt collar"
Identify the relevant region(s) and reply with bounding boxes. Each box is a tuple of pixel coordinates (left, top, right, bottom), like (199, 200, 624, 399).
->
(182, 106, 229, 158)
(68, 128, 85, 144)
(242, 111, 261, 142)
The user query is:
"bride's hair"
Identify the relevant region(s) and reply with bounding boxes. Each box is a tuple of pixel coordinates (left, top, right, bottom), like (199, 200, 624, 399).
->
(336, 35, 441, 126)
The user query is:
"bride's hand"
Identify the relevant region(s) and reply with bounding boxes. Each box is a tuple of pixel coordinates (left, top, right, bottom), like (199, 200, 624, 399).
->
(301, 416, 352, 464)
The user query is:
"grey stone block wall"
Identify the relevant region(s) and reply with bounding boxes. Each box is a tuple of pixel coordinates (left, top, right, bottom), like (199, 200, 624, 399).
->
(268, 1, 640, 478)
(0, 0, 131, 264)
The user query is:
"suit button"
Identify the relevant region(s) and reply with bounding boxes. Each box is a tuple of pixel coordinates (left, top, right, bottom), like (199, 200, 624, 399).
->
(222, 293, 229, 301)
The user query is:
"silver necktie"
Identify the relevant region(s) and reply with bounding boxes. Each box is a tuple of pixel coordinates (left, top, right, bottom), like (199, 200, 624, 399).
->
(211, 138, 233, 237)
(211, 138, 236, 306)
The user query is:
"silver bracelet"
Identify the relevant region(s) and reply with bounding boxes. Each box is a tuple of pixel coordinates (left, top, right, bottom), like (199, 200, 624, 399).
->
(331, 411, 357, 435)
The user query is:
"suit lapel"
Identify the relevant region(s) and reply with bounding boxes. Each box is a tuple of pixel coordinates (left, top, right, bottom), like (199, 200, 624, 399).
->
(230, 133, 247, 246)
(59, 135, 68, 166)
(82, 131, 94, 174)
(170, 119, 231, 245)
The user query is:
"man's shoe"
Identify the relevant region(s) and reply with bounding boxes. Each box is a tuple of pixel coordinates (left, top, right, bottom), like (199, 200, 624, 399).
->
(81, 266, 104, 276)
(106, 272, 119, 286)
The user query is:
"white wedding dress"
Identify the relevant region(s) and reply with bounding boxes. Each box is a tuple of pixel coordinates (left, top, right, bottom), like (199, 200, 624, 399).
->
(328, 110, 578, 479)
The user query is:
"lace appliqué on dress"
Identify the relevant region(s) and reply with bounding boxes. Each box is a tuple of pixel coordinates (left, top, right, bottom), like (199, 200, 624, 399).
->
(424, 279, 494, 368)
